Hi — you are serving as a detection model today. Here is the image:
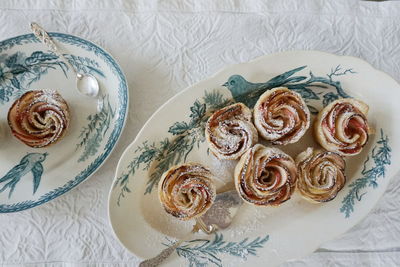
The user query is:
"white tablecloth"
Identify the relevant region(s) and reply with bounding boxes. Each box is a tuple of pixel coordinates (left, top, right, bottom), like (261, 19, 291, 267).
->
(1, 0, 400, 266)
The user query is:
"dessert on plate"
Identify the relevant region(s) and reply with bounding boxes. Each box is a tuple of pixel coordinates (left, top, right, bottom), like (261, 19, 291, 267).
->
(234, 144, 297, 206)
(158, 163, 216, 220)
(8, 89, 70, 148)
(314, 98, 370, 156)
(254, 87, 310, 145)
(205, 103, 258, 160)
(296, 147, 346, 203)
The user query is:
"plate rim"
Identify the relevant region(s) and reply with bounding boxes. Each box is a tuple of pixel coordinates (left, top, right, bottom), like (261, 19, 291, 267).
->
(108, 50, 400, 261)
(0, 32, 129, 213)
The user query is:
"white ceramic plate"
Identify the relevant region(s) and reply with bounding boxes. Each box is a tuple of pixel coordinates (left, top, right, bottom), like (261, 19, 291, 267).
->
(109, 51, 399, 266)
(0, 33, 128, 213)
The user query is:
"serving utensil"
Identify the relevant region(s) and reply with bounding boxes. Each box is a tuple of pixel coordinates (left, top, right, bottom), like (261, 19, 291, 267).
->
(30, 22, 103, 111)
(139, 189, 243, 267)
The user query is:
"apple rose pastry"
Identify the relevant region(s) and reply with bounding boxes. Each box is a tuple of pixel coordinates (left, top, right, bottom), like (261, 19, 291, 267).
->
(254, 87, 310, 145)
(205, 103, 258, 160)
(234, 144, 297, 206)
(314, 98, 369, 156)
(158, 163, 216, 220)
(8, 89, 70, 148)
(296, 148, 346, 203)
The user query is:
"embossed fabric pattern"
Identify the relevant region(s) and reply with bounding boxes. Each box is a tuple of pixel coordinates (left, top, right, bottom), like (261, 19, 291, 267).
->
(0, 0, 400, 266)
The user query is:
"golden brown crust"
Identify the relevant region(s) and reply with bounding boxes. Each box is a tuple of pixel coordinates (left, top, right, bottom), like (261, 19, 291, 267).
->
(296, 148, 346, 203)
(8, 89, 70, 148)
(205, 103, 258, 160)
(158, 163, 216, 221)
(234, 144, 297, 206)
(254, 87, 310, 145)
(314, 98, 369, 156)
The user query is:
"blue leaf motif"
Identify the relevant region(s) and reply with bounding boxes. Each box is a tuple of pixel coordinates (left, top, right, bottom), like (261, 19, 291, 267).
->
(170, 233, 269, 266)
(340, 129, 391, 218)
(169, 121, 191, 135)
(76, 95, 115, 162)
(0, 89, 5, 102)
(0, 50, 105, 105)
(289, 86, 319, 100)
(203, 90, 229, 109)
(113, 65, 359, 204)
(0, 32, 128, 213)
(10, 78, 20, 89)
(190, 101, 206, 122)
(25, 51, 58, 65)
(323, 92, 339, 106)
(10, 64, 28, 75)
(5, 54, 18, 67)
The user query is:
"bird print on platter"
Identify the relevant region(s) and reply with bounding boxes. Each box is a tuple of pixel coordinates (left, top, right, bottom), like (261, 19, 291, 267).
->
(114, 65, 357, 201)
(0, 153, 48, 198)
(222, 65, 352, 113)
(222, 75, 269, 107)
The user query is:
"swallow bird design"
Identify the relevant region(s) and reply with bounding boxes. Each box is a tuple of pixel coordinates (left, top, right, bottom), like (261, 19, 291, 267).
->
(0, 152, 48, 199)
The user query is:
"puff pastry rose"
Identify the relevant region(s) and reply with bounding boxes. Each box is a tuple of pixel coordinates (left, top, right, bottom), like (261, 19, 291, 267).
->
(8, 89, 70, 148)
(205, 103, 258, 160)
(158, 163, 216, 220)
(234, 144, 297, 206)
(296, 148, 346, 203)
(254, 87, 310, 145)
(314, 98, 369, 156)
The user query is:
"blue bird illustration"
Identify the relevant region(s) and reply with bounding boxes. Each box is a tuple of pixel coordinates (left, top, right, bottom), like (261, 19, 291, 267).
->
(223, 66, 312, 108)
(0, 153, 48, 199)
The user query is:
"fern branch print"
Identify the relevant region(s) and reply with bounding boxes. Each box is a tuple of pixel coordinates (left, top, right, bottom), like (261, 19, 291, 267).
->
(166, 233, 269, 267)
(113, 89, 229, 205)
(340, 129, 391, 218)
(113, 66, 357, 205)
(76, 95, 115, 162)
(0, 51, 104, 104)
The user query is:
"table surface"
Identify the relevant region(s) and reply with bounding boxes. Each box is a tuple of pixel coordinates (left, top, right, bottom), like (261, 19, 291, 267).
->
(1, 0, 400, 266)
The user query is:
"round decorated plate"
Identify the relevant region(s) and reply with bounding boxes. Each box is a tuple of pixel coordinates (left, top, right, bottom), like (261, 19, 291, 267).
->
(0, 33, 128, 213)
(109, 51, 399, 266)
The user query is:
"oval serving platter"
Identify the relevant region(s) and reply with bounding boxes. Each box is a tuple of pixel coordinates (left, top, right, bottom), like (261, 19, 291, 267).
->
(109, 51, 399, 266)
(0, 33, 128, 213)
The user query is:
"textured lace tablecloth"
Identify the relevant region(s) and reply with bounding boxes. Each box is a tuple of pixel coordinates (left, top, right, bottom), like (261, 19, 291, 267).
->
(1, 0, 400, 266)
